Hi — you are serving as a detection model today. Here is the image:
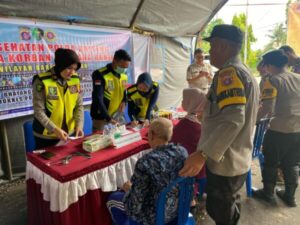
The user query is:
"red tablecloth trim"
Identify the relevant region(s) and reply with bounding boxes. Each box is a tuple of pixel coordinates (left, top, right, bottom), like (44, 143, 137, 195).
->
(27, 137, 150, 182)
(27, 179, 112, 225)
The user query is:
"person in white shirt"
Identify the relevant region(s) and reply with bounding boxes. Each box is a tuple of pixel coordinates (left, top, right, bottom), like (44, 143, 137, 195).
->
(186, 48, 213, 92)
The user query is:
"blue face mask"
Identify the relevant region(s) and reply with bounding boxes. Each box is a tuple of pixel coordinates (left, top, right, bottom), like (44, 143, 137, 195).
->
(115, 66, 128, 74)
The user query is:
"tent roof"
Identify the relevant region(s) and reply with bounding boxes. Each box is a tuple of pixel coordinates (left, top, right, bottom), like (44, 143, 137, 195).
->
(0, 0, 227, 36)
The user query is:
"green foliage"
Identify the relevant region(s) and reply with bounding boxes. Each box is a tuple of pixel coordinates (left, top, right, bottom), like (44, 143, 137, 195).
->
(262, 23, 286, 53)
(231, 13, 257, 66)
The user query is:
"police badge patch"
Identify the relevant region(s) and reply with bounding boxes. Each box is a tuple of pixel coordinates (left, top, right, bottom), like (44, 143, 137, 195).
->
(135, 98, 143, 106)
(122, 80, 127, 88)
(107, 80, 114, 91)
(220, 70, 233, 86)
(36, 83, 43, 92)
(48, 86, 58, 100)
(69, 85, 78, 94)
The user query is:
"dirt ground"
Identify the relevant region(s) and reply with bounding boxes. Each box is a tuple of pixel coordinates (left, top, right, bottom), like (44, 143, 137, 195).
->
(0, 161, 299, 225)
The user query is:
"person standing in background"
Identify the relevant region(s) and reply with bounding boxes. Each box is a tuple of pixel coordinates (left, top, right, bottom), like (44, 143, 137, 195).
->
(32, 48, 83, 149)
(186, 48, 213, 93)
(90, 49, 131, 130)
(279, 45, 300, 74)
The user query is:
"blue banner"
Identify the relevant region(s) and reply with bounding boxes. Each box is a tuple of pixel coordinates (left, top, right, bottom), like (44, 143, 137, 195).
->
(0, 19, 133, 120)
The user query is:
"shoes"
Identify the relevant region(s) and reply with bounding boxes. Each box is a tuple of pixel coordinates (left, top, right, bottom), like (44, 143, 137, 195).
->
(252, 188, 277, 206)
(276, 189, 297, 207)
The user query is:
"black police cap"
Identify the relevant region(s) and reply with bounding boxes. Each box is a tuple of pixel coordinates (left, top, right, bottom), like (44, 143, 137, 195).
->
(203, 24, 244, 45)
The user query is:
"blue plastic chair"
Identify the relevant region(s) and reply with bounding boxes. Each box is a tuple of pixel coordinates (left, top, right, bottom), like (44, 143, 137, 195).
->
(197, 177, 207, 199)
(83, 110, 93, 135)
(23, 120, 36, 152)
(246, 118, 270, 197)
(154, 177, 195, 225)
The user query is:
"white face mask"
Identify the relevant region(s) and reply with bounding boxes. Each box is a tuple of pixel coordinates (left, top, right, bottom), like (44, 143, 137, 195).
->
(115, 66, 128, 74)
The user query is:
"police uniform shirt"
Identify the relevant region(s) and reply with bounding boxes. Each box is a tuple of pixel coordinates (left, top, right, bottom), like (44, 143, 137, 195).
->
(197, 57, 260, 177)
(260, 71, 300, 133)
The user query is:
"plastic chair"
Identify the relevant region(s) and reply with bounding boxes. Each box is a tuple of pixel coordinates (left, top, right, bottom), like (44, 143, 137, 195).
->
(83, 110, 93, 135)
(246, 118, 270, 197)
(197, 177, 207, 199)
(154, 177, 195, 225)
(23, 120, 36, 152)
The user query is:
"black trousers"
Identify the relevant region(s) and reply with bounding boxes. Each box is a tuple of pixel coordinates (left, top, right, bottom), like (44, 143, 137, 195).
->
(34, 136, 59, 149)
(262, 130, 300, 187)
(206, 168, 248, 225)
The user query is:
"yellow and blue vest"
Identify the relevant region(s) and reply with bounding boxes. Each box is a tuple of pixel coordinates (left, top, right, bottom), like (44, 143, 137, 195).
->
(33, 70, 80, 138)
(127, 82, 158, 119)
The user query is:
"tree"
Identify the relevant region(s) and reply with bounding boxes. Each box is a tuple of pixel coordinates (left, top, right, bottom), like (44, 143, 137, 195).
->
(263, 23, 287, 53)
(231, 13, 257, 67)
(197, 18, 224, 53)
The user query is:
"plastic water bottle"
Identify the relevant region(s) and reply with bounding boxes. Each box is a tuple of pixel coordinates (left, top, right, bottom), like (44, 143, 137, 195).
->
(103, 125, 109, 136)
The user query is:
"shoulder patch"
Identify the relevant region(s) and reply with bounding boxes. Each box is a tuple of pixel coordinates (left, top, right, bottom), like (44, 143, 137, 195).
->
(216, 67, 246, 109)
(36, 83, 44, 92)
(261, 79, 277, 100)
(94, 80, 101, 85)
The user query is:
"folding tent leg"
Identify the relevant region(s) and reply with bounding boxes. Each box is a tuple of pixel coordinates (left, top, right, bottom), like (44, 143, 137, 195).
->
(0, 121, 13, 181)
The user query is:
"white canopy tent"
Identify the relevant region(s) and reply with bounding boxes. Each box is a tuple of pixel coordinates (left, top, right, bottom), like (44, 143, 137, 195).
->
(0, 0, 228, 179)
(0, 0, 227, 36)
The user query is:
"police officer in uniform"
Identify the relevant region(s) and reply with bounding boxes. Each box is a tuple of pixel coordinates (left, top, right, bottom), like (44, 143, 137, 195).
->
(32, 48, 83, 149)
(127, 72, 159, 127)
(90, 49, 131, 130)
(179, 25, 259, 225)
(253, 50, 300, 207)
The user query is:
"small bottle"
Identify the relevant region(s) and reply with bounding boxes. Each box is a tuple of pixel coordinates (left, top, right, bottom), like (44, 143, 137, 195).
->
(103, 125, 109, 136)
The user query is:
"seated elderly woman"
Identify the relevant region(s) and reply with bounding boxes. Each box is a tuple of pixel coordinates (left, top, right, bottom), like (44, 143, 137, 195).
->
(107, 118, 188, 225)
(171, 88, 207, 201)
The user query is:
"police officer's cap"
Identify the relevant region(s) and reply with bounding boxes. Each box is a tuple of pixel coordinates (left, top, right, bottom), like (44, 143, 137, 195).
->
(203, 24, 244, 45)
(262, 50, 288, 68)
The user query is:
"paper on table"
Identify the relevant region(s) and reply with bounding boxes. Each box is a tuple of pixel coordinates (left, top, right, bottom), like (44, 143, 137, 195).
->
(56, 139, 70, 146)
(68, 136, 81, 140)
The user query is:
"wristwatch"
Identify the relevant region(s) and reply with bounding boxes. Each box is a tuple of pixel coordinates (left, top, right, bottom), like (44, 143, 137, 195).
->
(199, 151, 208, 160)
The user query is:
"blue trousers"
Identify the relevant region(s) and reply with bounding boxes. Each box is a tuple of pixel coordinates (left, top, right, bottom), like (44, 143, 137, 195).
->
(107, 191, 142, 225)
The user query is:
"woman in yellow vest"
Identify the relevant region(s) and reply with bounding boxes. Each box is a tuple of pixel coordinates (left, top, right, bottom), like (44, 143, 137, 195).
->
(127, 72, 159, 127)
(32, 48, 83, 149)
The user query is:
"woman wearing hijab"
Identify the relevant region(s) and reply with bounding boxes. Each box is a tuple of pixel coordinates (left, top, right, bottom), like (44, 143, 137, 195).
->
(127, 72, 159, 126)
(171, 88, 207, 200)
(32, 48, 83, 148)
(252, 50, 300, 207)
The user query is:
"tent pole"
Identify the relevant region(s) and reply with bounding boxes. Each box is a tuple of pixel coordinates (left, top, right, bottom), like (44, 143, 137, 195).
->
(0, 121, 13, 181)
(129, 0, 146, 29)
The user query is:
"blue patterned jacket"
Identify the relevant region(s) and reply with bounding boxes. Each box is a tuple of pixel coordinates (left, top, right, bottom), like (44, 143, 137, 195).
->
(123, 143, 188, 225)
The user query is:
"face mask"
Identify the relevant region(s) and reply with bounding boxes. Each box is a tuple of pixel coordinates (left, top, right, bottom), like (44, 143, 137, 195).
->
(115, 66, 128, 74)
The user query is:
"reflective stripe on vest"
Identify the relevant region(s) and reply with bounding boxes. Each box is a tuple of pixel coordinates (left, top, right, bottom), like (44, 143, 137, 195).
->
(101, 70, 128, 116)
(39, 71, 80, 137)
